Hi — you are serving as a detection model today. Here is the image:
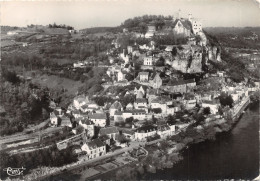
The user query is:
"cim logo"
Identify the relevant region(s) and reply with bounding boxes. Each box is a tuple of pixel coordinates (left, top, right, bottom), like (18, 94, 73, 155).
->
(3, 167, 26, 176)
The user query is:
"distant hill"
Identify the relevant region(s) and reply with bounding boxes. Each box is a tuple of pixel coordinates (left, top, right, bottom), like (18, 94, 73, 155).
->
(1, 26, 23, 34)
(204, 27, 260, 37)
(204, 27, 260, 49)
(80, 26, 122, 34)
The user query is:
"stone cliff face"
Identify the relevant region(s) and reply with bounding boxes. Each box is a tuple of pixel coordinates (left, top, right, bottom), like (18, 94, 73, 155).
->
(207, 46, 221, 62)
(168, 32, 221, 73)
(169, 45, 204, 73)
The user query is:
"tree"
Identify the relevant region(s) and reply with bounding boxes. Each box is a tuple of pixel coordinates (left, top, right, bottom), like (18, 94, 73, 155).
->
(152, 108, 162, 114)
(219, 92, 234, 108)
(125, 117, 134, 124)
(2, 69, 20, 84)
(155, 56, 165, 66)
(203, 107, 211, 115)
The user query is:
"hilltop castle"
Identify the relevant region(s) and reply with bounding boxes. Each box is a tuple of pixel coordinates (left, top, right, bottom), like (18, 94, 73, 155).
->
(144, 13, 202, 38)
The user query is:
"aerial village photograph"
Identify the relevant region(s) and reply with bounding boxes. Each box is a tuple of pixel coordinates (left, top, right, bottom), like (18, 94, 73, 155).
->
(0, 0, 259, 180)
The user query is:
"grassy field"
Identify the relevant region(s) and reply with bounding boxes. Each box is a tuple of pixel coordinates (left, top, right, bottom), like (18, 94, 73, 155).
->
(31, 74, 84, 95)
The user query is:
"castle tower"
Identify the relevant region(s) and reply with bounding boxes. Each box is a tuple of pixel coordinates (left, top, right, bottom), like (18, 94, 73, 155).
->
(178, 9, 181, 19)
(188, 14, 193, 22)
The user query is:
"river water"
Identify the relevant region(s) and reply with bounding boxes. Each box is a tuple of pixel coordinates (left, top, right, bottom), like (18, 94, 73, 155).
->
(145, 104, 259, 180)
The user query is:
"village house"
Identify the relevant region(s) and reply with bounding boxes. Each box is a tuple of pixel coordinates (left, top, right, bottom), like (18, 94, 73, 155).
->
(123, 64, 132, 72)
(135, 125, 157, 141)
(50, 112, 58, 126)
(127, 46, 133, 54)
(126, 103, 134, 110)
(109, 101, 123, 117)
(120, 49, 130, 63)
(80, 101, 99, 113)
(201, 100, 219, 115)
(143, 56, 153, 66)
(162, 79, 196, 94)
(167, 120, 176, 135)
(54, 107, 63, 116)
(81, 139, 106, 160)
(121, 129, 135, 140)
(138, 72, 149, 82)
(134, 86, 146, 95)
(72, 110, 81, 118)
(134, 98, 148, 110)
(151, 98, 167, 114)
(146, 89, 159, 105)
(122, 111, 133, 120)
(184, 93, 197, 109)
(60, 115, 72, 127)
(145, 24, 156, 38)
(73, 95, 89, 110)
(166, 105, 176, 115)
(99, 126, 119, 140)
(89, 113, 107, 127)
(132, 50, 141, 57)
(116, 70, 125, 82)
(114, 111, 124, 123)
(172, 19, 191, 37)
(157, 124, 171, 138)
(132, 110, 151, 121)
(150, 73, 162, 89)
(115, 133, 128, 147)
(79, 119, 95, 138)
(191, 18, 202, 35)
(49, 101, 57, 110)
(136, 91, 144, 99)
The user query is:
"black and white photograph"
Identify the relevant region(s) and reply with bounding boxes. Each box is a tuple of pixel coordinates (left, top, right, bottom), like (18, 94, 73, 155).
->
(0, 0, 259, 180)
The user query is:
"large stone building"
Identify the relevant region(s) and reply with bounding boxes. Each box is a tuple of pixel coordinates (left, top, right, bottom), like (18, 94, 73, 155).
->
(81, 139, 106, 160)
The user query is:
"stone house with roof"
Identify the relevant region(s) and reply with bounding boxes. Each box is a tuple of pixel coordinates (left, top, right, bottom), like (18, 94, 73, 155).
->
(72, 110, 81, 118)
(79, 119, 95, 138)
(138, 72, 149, 82)
(150, 73, 162, 89)
(126, 103, 134, 110)
(114, 111, 124, 123)
(73, 95, 89, 109)
(134, 98, 148, 110)
(99, 126, 119, 140)
(89, 113, 107, 127)
(191, 19, 202, 35)
(81, 139, 106, 160)
(134, 86, 146, 95)
(50, 112, 58, 126)
(162, 79, 196, 94)
(123, 64, 132, 72)
(157, 124, 171, 138)
(60, 115, 72, 127)
(121, 129, 135, 140)
(136, 91, 144, 99)
(201, 100, 219, 115)
(109, 101, 123, 117)
(170, 19, 192, 37)
(132, 110, 151, 121)
(135, 125, 157, 141)
(143, 56, 154, 66)
(167, 120, 176, 135)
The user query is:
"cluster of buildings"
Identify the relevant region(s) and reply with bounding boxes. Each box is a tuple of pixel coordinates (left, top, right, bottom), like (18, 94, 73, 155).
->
(142, 13, 202, 39)
(47, 13, 259, 162)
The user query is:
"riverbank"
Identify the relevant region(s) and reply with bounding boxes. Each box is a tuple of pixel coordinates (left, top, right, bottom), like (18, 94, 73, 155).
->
(144, 102, 259, 180)
(93, 96, 256, 180)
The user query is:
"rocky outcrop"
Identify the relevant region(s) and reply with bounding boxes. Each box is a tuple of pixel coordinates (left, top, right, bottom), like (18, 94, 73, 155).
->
(166, 32, 221, 73)
(207, 46, 221, 62)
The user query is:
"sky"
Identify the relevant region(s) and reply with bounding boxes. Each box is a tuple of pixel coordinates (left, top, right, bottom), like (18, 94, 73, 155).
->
(1, 0, 260, 30)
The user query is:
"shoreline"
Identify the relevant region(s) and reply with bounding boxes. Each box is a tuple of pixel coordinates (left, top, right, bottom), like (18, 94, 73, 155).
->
(92, 98, 254, 180)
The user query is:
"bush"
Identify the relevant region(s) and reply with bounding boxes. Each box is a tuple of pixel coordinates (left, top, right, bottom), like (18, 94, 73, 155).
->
(203, 107, 211, 115)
